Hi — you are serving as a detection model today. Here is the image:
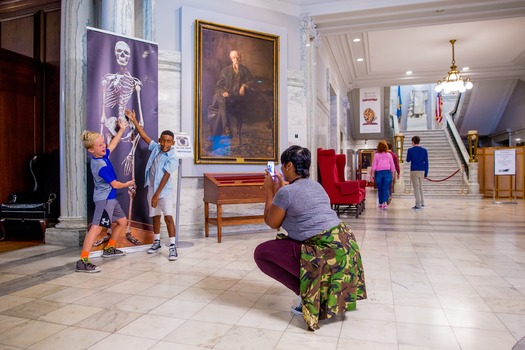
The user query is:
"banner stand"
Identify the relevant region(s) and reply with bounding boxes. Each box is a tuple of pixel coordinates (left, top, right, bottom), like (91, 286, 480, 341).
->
(493, 175, 517, 205)
(173, 133, 195, 248)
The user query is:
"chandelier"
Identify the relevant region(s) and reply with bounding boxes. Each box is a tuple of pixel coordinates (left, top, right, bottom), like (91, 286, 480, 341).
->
(435, 39, 473, 93)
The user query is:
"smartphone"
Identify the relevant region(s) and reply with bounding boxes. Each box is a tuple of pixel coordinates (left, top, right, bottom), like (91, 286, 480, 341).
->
(267, 161, 275, 176)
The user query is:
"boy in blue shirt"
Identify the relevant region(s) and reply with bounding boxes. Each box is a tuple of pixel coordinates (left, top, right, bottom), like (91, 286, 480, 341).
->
(79, 119, 135, 272)
(406, 135, 429, 210)
(125, 109, 179, 261)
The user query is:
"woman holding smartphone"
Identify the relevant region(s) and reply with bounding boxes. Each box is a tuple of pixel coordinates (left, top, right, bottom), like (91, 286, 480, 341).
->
(254, 145, 366, 331)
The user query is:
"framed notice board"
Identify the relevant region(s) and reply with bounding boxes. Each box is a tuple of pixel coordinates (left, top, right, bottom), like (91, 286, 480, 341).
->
(493, 149, 517, 204)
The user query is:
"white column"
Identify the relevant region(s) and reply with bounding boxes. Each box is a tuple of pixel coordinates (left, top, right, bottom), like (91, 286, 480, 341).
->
(300, 16, 319, 180)
(135, 0, 156, 41)
(46, 0, 94, 245)
(101, 0, 134, 36)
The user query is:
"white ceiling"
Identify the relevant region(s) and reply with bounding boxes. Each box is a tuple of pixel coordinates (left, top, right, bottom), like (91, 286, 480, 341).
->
(234, 0, 525, 135)
(310, 0, 525, 89)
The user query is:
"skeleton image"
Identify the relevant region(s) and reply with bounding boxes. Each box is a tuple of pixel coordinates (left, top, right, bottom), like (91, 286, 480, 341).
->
(94, 40, 144, 246)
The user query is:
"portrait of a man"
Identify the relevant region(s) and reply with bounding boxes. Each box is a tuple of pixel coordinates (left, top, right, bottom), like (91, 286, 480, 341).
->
(209, 50, 254, 138)
(195, 20, 279, 164)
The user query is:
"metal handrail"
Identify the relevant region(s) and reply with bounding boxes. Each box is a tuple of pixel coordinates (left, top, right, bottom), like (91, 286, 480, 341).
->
(444, 113, 470, 178)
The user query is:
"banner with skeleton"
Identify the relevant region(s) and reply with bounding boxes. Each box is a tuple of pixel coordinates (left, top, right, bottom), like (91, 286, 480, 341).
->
(87, 28, 158, 249)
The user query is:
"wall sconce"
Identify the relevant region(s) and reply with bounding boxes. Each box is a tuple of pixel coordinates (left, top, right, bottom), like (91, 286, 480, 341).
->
(394, 133, 405, 163)
(467, 130, 478, 162)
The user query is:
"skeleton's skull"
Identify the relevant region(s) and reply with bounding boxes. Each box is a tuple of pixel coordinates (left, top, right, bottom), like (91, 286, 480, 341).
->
(115, 41, 131, 66)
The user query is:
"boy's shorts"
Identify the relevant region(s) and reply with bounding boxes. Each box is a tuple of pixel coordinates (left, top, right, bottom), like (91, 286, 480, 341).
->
(147, 186, 174, 217)
(92, 199, 126, 228)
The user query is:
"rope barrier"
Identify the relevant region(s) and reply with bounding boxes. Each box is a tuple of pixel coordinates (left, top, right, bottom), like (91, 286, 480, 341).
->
(425, 168, 461, 182)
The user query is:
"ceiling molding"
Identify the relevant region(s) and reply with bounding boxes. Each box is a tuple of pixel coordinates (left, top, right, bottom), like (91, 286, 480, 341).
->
(0, 0, 60, 21)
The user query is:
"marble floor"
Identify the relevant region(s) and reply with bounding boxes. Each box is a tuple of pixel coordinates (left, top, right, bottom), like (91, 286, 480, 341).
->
(0, 193, 524, 350)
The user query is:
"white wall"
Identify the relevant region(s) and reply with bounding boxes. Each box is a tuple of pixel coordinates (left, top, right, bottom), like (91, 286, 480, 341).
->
(155, 0, 301, 69)
(152, 1, 313, 236)
(156, 1, 298, 176)
(497, 79, 525, 133)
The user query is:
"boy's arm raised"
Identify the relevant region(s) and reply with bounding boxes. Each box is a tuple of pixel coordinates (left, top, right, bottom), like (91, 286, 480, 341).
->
(125, 109, 152, 145)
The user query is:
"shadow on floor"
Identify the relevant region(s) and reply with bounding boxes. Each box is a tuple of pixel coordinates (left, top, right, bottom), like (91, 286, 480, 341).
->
(0, 221, 45, 253)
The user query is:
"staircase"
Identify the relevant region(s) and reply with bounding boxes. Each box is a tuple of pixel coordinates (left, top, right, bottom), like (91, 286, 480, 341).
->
(396, 129, 466, 197)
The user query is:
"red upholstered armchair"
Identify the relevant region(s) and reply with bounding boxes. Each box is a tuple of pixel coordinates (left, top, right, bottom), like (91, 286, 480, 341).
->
(335, 153, 367, 203)
(335, 153, 347, 182)
(317, 149, 365, 217)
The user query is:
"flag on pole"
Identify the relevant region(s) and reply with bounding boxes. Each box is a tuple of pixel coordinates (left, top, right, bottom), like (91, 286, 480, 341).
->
(396, 85, 402, 121)
(435, 91, 443, 124)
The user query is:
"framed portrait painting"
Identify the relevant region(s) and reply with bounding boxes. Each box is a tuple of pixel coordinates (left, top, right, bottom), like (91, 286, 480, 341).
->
(358, 149, 375, 186)
(195, 20, 279, 164)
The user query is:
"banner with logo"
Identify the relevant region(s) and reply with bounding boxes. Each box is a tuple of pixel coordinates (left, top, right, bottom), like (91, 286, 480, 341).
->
(360, 87, 381, 133)
(86, 27, 158, 250)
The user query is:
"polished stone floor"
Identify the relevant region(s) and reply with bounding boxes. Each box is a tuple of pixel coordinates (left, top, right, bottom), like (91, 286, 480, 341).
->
(0, 193, 524, 349)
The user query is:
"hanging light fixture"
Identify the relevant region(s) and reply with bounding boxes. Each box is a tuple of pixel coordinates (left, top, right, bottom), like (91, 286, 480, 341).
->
(435, 39, 473, 93)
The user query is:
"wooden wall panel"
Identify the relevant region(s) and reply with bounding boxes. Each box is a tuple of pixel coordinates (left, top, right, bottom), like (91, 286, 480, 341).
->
(0, 16, 34, 57)
(0, 4, 60, 206)
(477, 146, 525, 199)
(43, 9, 60, 153)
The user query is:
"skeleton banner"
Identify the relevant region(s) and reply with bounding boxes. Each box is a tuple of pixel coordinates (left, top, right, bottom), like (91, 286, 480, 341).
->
(87, 28, 158, 249)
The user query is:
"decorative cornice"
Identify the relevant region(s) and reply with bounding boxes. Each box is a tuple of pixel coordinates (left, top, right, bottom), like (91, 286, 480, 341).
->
(299, 16, 320, 48)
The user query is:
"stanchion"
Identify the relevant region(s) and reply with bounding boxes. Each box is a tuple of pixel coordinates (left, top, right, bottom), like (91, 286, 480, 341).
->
(175, 159, 194, 248)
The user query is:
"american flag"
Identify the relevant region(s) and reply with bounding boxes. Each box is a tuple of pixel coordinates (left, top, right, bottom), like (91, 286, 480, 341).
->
(435, 92, 443, 124)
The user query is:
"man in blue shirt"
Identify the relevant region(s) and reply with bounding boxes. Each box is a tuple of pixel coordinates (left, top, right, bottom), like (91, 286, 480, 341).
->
(126, 109, 179, 261)
(406, 136, 428, 211)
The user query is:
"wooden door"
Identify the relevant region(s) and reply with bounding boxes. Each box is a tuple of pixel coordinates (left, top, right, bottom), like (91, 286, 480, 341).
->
(0, 49, 43, 202)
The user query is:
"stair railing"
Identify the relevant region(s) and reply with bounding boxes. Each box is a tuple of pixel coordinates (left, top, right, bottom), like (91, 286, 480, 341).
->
(444, 113, 470, 184)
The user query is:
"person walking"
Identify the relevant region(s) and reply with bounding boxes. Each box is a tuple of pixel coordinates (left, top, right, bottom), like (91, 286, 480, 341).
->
(371, 141, 396, 209)
(387, 142, 400, 204)
(406, 135, 428, 211)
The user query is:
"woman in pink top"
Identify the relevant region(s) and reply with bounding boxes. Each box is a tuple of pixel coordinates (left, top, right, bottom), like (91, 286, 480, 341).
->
(371, 140, 396, 209)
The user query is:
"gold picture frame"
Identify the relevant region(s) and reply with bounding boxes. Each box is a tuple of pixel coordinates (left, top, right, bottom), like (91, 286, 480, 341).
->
(358, 149, 375, 185)
(194, 20, 279, 164)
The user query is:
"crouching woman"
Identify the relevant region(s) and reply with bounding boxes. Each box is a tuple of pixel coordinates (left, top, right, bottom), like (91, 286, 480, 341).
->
(254, 145, 367, 330)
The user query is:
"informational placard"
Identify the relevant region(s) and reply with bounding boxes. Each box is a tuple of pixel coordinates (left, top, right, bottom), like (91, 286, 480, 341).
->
(494, 149, 516, 175)
(173, 132, 194, 159)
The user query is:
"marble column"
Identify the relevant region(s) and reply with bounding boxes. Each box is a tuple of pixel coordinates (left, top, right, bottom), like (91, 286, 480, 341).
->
(300, 16, 319, 180)
(101, 0, 134, 36)
(46, 0, 94, 245)
(135, 0, 156, 41)
(287, 69, 307, 147)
